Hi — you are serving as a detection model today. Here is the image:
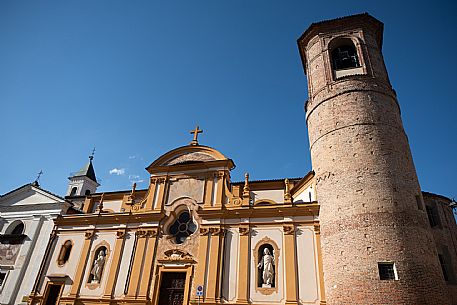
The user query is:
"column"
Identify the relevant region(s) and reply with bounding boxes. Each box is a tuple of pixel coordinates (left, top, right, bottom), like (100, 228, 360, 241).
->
(237, 226, 250, 304)
(314, 224, 327, 305)
(205, 227, 224, 302)
(284, 225, 297, 305)
(103, 230, 127, 298)
(138, 229, 158, 298)
(126, 230, 148, 298)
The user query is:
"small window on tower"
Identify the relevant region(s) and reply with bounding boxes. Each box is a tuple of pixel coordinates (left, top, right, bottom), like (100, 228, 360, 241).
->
(70, 187, 77, 196)
(378, 262, 398, 280)
(329, 38, 364, 79)
(85, 189, 91, 196)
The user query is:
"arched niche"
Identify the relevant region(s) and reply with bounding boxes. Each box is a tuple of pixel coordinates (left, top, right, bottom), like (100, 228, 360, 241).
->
(5, 220, 25, 235)
(253, 236, 280, 295)
(86, 242, 110, 287)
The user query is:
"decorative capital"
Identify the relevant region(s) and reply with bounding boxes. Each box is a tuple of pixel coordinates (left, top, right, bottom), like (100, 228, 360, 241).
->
(136, 230, 147, 238)
(314, 224, 320, 234)
(209, 227, 224, 236)
(239, 226, 250, 236)
(116, 230, 126, 239)
(85, 230, 95, 240)
(146, 229, 158, 238)
(200, 227, 210, 236)
(283, 225, 295, 235)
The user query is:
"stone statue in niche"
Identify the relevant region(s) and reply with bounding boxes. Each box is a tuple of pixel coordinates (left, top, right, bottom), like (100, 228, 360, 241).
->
(90, 249, 106, 283)
(258, 247, 275, 287)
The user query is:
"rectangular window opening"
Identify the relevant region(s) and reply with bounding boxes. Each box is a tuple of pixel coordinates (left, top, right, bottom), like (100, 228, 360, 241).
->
(378, 262, 398, 280)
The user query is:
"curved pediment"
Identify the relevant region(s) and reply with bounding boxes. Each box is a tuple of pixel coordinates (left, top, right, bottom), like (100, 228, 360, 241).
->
(146, 145, 235, 173)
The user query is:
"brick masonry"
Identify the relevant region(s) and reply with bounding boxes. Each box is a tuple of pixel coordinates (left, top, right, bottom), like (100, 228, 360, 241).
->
(298, 14, 452, 304)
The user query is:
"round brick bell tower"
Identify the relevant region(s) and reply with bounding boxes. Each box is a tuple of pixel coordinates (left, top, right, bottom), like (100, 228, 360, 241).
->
(298, 14, 450, 304)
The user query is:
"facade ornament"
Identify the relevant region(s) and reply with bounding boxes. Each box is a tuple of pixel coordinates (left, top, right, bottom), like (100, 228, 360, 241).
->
(136, 230, 147, 238)
(209, 227, 224, 236)
(243, 173, 250, 198)
(314, 224, 321, 234)
(85, 230, 95, 240)
(162, 249, 194, 261)
(239, 226, 250, 236)
(283, 225, 295, 235)
(200, 227, 210, 236)
(146, 229, 158, 238)
(116, 230, 126, 239)
(284, 179, 292, 203)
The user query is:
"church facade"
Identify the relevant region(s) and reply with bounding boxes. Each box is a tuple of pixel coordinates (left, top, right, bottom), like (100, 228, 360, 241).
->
(23, 13, 457, 305)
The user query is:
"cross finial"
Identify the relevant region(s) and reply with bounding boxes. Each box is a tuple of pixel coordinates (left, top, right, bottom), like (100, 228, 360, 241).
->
(33, 170, 43, 186)
(89, 147, 96, 161)
(189, 126, 203, 146)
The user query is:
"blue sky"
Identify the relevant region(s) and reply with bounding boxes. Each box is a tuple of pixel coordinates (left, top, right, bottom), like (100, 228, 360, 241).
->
(0, 1, 455, 200)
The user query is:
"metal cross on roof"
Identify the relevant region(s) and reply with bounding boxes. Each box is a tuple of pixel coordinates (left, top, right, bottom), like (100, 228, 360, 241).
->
(89, 147, 96, 161)
(189, 126, 203, 146)
(36, 170, 43, 180)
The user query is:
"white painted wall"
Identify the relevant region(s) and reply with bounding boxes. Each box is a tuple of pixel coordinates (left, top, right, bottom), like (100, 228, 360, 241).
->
(294, 185, 315, 203)
(221, 227, 239, 302)
(252, 190, 284, 204)
(296, 226, 320, 305)
(114, 232, 135, 297)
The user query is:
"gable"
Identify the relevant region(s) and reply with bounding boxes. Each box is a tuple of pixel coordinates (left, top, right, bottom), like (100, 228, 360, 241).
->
(0, 185, 64, 207)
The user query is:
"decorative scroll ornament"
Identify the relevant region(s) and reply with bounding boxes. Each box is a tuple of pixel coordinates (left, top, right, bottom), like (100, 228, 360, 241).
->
(85, 230, 95, 240)
(116, 231, 126, 239)
(146, 229, 158, 238)
(160, 249, 195, 263)
(209, 227, 224, 236)
(136, 230, 147, 238)
(239, 226, 250, 236)
(200, 228, 210, 236)
(283, 225, 295, 235)
(314, 224, 321, 234)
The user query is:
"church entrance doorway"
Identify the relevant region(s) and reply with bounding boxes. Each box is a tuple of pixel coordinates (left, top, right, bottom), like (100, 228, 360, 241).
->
(158, 272, 186, 305)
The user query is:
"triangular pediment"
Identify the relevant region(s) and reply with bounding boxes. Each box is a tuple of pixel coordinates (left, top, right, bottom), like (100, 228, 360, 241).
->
(0, 184, 65, 207)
